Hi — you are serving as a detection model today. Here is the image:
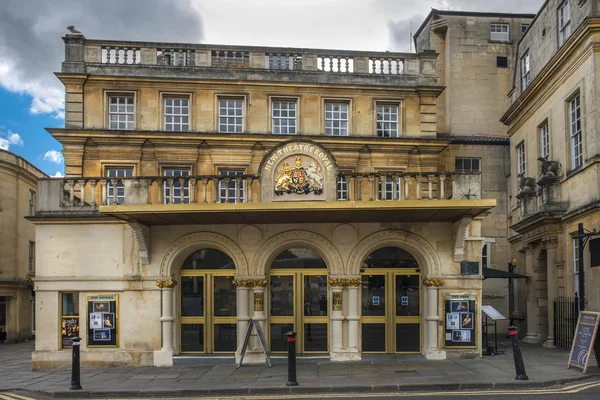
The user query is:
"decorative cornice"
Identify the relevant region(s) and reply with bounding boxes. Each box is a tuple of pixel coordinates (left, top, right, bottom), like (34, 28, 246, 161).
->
(541, 235, 559, 249)
(328, 278, 361, 287)
(156, 279, 177, 288)
(423, 278, 444, 287)
(232, 279, 268, 288)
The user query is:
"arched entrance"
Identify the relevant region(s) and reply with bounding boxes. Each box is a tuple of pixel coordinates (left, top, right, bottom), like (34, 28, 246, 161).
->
(179, 249, 237, 354)
(269, 248, 329, 353)
(360, 247, 421, 353)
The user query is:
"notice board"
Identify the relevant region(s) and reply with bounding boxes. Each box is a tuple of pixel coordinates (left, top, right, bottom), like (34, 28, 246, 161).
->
(568, 311, 600, 373)
(443, 293, 477, 349)
(87, 294, 119, 347)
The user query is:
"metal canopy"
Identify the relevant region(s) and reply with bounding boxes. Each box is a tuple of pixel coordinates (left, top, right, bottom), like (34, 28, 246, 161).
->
(482, 267, 529, 280)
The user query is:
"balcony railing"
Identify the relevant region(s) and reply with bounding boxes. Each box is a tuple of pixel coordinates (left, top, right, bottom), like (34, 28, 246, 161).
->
(64, 36, 437, 77)
(36, 172, 480, 214)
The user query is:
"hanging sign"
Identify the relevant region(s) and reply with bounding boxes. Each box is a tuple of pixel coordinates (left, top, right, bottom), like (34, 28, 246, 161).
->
(568, 311, 600, 373)
(87, 294, 118, 347)
(443, 293, 477, 349)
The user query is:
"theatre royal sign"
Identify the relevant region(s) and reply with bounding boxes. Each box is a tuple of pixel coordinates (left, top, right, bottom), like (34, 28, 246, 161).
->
(260, 141, 339, 202)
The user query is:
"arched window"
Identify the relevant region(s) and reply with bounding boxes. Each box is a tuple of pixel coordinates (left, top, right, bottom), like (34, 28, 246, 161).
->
(271, 248, 326, 269)
(362, 247, 418, 269)
(181, 249, 235, 270)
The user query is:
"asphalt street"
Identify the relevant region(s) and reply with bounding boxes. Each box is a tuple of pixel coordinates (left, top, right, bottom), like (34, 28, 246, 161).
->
(2, 379, 600, 400)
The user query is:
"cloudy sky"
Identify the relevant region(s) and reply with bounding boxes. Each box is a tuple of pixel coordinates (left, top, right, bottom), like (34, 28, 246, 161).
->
(0, 0, 543, 175)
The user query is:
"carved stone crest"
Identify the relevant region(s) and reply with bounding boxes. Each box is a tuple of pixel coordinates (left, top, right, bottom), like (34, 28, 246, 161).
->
(516, 172, 536, 198)
(274, 155, 323, 196)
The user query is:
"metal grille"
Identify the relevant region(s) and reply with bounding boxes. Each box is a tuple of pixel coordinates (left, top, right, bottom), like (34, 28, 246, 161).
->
(554, 295, 579, 349)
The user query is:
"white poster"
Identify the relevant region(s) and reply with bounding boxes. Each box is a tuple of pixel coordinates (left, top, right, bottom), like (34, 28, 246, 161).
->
(90, 312, 103, 329)
(446, 312, 460, 330)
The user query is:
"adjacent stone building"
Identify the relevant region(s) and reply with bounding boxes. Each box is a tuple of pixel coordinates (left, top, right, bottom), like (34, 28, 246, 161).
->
(0, 149, 47, 343)
(415, 10, 534, 332)
(30, 32, 502, 368)
(501, 0, 600, 346)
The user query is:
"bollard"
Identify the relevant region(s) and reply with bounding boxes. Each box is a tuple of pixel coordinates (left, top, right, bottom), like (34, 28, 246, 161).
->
(286, 331, 299, 386)
(508, 326, 529, 381)
(70, 336, 82, 390)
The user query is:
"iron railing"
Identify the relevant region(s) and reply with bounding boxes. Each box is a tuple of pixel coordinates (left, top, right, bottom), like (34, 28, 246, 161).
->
(554, 295, 579, 349)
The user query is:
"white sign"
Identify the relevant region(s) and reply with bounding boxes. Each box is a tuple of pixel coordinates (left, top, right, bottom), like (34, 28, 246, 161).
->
(90, 312, 103, 329)
(372, 296, 380, 306)
(446, 312, 460, 330)
(481, 305, 506, 320)
(401, 296, 409, 306)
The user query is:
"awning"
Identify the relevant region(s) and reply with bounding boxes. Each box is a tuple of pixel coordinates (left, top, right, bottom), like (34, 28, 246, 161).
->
(482, 267, 529, 280)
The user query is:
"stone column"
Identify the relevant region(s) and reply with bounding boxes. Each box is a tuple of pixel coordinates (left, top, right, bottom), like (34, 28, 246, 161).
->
(154, 279, 177, 367)
(523, 244, 540, 344)
(329, 283, 344, 360)
(346, 279, 361, 360)
(543, 237, 558, 348)
(233, 280, 250, 363)
(237, 279, 268, 364)
(423, 278, 446, 360)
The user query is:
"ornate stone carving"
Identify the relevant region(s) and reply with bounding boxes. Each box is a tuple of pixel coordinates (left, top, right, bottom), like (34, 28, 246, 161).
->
(253, 230, 343, 275)
(537, 157, 561, 179)
(129, 222, 150, 265)
(347, 230, 441, 276)
(541, 235, 559, 249)
(156, 280, 177, 288)
(453, 218, 472, 262)
(159, 232, 248, 276)
(328, 278, 361, 287)
(516, 172, 537, 198)
(232, 279, 268, 287)
(423, 278, 445, 287)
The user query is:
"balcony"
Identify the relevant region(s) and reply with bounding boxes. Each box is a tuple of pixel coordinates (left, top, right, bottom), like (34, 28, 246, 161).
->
(61, 35, 439, 87)
(35, 172, 494, 225)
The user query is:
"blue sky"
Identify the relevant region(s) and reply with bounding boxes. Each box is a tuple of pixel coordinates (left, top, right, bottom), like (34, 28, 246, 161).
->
(0, 88, 64, 176)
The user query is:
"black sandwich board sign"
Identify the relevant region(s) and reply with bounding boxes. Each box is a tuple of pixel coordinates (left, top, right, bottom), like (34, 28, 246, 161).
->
(237, 320, 271, 368)
(568, 311, 600, 373)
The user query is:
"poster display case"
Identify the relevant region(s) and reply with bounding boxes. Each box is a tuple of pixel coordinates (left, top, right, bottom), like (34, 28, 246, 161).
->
(442, 293, 477, 349)
(86, 294, 119, 347)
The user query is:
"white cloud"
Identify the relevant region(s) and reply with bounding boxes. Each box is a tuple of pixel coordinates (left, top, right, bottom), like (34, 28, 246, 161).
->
(53, 171, 64, 177)
(43, 150, 64, 164)
(0, 128, 24, 150)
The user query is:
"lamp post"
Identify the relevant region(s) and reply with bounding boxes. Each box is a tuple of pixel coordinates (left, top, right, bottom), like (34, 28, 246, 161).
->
(572, 223, 600, 312)
(508, 257, 517, 326)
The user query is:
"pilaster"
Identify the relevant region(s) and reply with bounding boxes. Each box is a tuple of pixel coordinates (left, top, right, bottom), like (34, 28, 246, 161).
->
(423, 278, 446, 360)
(153, 280, 177, 367)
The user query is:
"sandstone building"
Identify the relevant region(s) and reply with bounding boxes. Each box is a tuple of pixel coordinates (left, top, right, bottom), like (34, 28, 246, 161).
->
(0, 149, 46, 343)
(502, 0, 600, 347)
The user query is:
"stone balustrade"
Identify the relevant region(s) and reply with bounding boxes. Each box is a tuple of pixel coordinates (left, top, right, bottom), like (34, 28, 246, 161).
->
(36, 172, 480, 214)
(63, 35, 437, 78)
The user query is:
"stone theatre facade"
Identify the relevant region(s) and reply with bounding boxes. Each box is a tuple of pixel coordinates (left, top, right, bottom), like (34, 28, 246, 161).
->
(31, 33, 496, 368)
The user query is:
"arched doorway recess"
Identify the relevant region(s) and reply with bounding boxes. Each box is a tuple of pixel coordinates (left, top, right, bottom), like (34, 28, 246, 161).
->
(179, 248, 236, 354)
(269, 248, 329, 353)
(360, 247, 421, 353)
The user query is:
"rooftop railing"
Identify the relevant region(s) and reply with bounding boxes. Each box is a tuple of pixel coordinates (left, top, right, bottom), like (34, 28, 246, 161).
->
(36, 172, 480, 214)
(63, 35, 437, 77)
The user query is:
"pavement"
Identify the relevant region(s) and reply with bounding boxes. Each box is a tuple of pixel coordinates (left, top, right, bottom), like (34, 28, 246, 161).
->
(1, 339, 599, 398)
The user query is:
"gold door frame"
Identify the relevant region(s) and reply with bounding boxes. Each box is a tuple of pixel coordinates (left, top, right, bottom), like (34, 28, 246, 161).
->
(269, 268, 329, 354)
(360, 268, 421, 354)
(179, 270, 236, 354)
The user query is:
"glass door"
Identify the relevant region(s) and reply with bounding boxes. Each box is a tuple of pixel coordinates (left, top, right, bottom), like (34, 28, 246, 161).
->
(211, 275, 237, 352)
(394, 273, 421, 353)
(361, 274, 387, 352)
(269, 274, 295, 352)
(302, 273, 328, 352)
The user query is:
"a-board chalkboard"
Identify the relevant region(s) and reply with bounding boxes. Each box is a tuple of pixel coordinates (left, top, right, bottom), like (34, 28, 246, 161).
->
(568, 311, 600, 373)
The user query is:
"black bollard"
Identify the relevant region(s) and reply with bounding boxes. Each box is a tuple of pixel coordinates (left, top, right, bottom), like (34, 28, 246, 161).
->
(508, 326, 529, 381)
(70, 336, 82, 390)
(286, 331, 298, 386)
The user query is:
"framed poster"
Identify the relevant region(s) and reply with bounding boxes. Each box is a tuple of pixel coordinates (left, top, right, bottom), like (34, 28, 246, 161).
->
(442, 293, 477, 349)
(87, 294, 119, 347)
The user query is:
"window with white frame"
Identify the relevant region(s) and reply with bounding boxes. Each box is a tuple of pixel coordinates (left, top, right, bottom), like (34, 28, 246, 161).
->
(28, 241, 35, 274)
(219, 170, 245, 203)
(378, 176, 402, 200)
(163, 169, 190, 204)
(573, 237, 580, 295)
(539, 121, 550, 160)
(218, 99, 244, 133)
(558, 0, 571, 47)
(569, 94, 582, 169)
(337, 176, 348, 200)
(481, 243, 489, 269)
(325, 103, 348, 136)
(517, 142, 526, 177)
(106, 167, 133, 205)
(164, 98, 189, 132)
(272, 100, 297, 134)
(376, 104, 399, 137)
(28, 190, 35, 216)
(455, 158, 481, 173)
(108, 95, 135, 130)
(521, 51, 531, 92)
(490, 23, 509, 41)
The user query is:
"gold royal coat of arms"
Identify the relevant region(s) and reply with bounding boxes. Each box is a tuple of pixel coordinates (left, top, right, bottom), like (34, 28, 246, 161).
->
(274, 156, 323, 196)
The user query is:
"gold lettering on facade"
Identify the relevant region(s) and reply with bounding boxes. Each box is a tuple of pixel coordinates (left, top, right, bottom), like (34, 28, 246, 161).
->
(254, 292, 264, 311)
(263, 143, 334, 172)
(333, 292, 342, 311)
